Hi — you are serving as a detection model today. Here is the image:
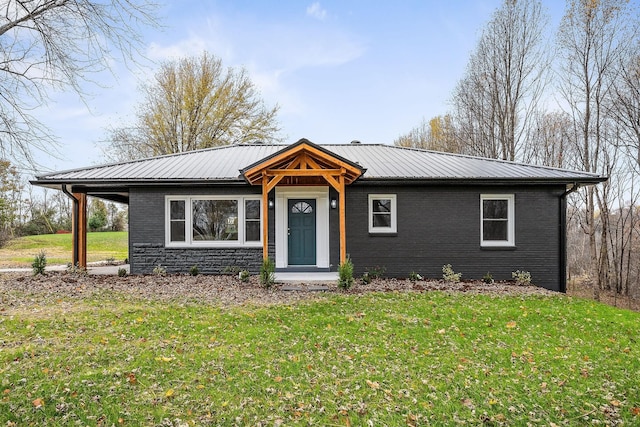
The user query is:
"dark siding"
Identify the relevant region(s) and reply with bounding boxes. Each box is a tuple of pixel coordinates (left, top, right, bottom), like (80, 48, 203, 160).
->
(345, 184, 565, 291)
(129, 186, 264, 274)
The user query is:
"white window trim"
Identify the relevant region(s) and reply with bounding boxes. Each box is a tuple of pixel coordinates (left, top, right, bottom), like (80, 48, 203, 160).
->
(165, 195, 262, 248)
(368, 194, 397, 233)
(480, 194, 515, 247)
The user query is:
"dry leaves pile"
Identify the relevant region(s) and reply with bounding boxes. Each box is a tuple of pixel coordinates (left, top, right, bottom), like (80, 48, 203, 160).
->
(0, 272, 555, 312)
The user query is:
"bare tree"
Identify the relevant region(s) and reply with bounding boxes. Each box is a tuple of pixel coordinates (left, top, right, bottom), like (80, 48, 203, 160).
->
(522, 111, 575, 168)
(450, 0, 550, 161)
(556, 0, 638, 293)
(0, 0, 160, 165)
(609, 53, 640, 169)
(103, 52, 282, 161)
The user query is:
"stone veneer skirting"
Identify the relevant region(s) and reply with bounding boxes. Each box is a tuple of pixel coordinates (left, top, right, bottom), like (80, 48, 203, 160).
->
(130, 244, 263, 275)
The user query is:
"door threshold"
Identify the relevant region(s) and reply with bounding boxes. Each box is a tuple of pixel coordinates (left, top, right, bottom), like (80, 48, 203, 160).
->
(276, 266, 330, 272)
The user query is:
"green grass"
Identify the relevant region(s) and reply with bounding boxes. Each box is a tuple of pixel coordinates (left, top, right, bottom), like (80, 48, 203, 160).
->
(0, 232, 128, 266)
(1, 291, 639, 425)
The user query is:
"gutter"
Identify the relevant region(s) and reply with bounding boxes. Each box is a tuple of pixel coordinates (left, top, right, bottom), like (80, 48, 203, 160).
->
(559, 184, 580, 293)
(61, 185, 79, 266)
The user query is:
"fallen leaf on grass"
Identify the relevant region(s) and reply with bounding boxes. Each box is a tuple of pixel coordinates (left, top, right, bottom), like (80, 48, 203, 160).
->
(631, 407, 640, 416)
(32, 398, 44, 408)
(366, 380, 380, 390)
(506, 321, 517, 329)
(165, 389, 174, 398)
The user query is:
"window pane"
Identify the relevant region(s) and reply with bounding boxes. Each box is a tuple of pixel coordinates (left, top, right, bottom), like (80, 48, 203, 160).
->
(292, 201, 313, 214)
(373, 213, 392, 228)
(245, 200, 260, 220)
(192, 200, 238, 241)
(246, 221, 260, 242)
(372, 199, 391, 213)
(170, 200, 185, 220)
(483, 220, 508, 241)
(170, 221, 185, 242)
(483, 200, 508, 219)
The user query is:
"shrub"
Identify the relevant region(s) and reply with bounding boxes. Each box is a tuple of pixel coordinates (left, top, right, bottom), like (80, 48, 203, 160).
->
(512, 270, 532, 286)
(442, 264, 462, 283)
(360, 272, 372, 285)
(118, 267, 128, 277)
(32, 250, 47, 275)
(223, 265, 241, 276)
(366, 265, 386, 279)
(239, 270, 250, 282)
(259, 258, 275, 288)
(338, 257, 355, 290)
(153, 264, 167, 276)
(482, 272, 494, 284)
(189, 265, 200, 276)
(66, 262, 87, 275)
(408, 271, 423, 282)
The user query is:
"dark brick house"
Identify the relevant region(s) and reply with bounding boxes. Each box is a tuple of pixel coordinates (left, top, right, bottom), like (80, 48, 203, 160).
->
(32, 139, 605, 291)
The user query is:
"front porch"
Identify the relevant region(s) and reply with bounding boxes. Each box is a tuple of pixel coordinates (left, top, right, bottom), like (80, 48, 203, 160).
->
(242, 139, 365, 270)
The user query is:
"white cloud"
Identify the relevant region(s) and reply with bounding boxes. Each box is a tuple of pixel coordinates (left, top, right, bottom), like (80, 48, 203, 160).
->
(306, 2, 327, 21)
(146, 35, 209, 61)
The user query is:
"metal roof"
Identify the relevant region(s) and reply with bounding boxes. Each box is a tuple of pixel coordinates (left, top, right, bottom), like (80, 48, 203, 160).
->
(33, 142, 605, 186)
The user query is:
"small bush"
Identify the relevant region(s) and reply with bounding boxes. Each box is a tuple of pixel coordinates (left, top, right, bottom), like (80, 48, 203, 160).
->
(442, 264, 462, 283)
(239, 270, 250, 282)
(482, 272, 494, 284)
(66, 262, 87, 275)
(223, 265, 241, 276)
(366, 265, 386, 279)
(360, 272, 372, 285)
(118, 267, 128, 277)
(190, 265, 200, 276)
(32, 250, 47, 275)
(338, 257, 355, 290)
(408, 271, 423, 282)
(512, 270, 532, 286)
(153, 264, 167, 276)
(259, 258, 275, 288)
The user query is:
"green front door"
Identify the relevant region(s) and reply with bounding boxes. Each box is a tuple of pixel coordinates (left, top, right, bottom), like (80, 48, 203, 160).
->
(288, 199, 317, 265)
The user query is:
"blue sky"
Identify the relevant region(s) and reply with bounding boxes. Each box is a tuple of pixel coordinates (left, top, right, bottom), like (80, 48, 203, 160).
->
(33, 0, 568, 174)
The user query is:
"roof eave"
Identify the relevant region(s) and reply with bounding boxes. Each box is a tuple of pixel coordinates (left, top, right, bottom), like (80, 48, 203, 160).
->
(355, 176, 608, 186)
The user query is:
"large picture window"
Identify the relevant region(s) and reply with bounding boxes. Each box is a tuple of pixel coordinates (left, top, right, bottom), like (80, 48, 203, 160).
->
(166, 196, 261, 246)
(368, 194, 397, 233)
(480, 194, 514, 247)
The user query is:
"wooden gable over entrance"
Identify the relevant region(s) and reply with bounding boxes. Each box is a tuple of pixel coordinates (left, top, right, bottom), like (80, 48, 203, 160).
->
(241, 139, 365, 264)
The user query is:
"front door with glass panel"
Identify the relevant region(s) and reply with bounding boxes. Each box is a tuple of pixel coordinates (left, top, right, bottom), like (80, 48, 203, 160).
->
(288, 199, 316, 265)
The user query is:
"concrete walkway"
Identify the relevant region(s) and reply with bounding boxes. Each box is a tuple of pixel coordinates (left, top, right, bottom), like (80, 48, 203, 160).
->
(0, 263, 130, 275)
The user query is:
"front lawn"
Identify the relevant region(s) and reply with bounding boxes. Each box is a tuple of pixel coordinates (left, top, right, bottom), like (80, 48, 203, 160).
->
(0, 286, 638, 425)
(0, 231, 128, 267)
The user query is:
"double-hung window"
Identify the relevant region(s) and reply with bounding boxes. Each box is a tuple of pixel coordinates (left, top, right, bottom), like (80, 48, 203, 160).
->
(480, 194, 514, 247)
(368, 194, 397, 233)
(166, 196, 262, 246)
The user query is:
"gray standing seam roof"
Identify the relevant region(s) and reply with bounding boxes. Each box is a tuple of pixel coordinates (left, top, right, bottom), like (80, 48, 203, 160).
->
(33, 143, 605, 184)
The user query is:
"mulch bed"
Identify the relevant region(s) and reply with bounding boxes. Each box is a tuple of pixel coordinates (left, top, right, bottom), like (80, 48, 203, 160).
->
(0, 272, 558, 314)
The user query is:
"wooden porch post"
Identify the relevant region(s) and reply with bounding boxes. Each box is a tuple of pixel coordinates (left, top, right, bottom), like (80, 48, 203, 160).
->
(73, 193, 87, 268)
(339, 176, 346, 264)
(262, 176, 269, 260)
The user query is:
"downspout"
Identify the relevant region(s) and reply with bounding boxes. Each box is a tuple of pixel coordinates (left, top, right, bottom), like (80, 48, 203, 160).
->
(560, 183, 580, 293)
(61, 185, 79, 266)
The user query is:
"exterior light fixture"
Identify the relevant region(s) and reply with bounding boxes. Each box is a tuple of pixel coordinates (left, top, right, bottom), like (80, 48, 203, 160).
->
(268, 198, 275, 209)
(330, 198, 338, 209)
